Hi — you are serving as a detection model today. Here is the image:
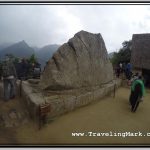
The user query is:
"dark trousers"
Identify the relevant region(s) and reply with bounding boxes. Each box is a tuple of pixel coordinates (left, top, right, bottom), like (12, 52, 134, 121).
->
(3, 78, 16, 101)
(129, 84, 142, 112)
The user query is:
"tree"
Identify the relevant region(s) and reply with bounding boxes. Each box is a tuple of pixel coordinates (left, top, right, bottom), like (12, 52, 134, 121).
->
(14, 57, 19, 63)
(29, 54, 37, 64)
(122, 40, 132, 50)
(110, 40, 132, 66)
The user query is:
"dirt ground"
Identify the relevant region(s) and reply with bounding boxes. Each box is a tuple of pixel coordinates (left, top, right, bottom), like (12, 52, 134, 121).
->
(0, 86, 150, 146)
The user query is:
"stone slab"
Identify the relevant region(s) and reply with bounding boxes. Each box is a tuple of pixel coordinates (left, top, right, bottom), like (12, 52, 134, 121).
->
(21, 79, 122, 123)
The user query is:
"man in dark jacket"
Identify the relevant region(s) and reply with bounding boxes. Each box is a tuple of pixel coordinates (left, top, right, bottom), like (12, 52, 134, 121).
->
(2, 55, 17, 101)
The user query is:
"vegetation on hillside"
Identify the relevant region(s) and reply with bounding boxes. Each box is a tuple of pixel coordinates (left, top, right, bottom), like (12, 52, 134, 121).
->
(110, 40, 132, 66)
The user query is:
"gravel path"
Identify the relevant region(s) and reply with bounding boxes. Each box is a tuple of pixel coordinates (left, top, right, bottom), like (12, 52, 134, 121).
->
(0, 87, 150, 145)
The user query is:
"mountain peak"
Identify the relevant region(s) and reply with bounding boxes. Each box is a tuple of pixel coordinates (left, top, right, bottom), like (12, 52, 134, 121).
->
(18, 40, 28, 46)
(0, 40, 34, 59)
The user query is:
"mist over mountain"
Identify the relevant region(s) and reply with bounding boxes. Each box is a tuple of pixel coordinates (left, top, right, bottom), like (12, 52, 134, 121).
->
(35, 44, 60, 69)
(0, 40, 60, 69)
(32, 46, 40, 51)
(0, 42, 13, 51)
(0, 40, 35, 59)
(36, 44, 60, 60)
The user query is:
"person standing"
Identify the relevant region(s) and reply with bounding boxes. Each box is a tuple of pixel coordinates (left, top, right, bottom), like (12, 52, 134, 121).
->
(122, 62, 126, 80)
(126, 62, 132, 80)
(115, 64, 121, 78)
(2, 55, 17, 101)
(129, 76, 145, 112)
(119, 62, 123, 73)
(20, 58, 28, 80)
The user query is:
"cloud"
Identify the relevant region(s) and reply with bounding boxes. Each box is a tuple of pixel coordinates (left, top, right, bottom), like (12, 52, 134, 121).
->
(0, 5, 150, 52)
(63, 5, 150, 52)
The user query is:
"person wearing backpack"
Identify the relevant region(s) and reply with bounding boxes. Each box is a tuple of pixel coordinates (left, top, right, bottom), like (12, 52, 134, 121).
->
(2, 55, 17, 101)
(129, 75, 145, 112)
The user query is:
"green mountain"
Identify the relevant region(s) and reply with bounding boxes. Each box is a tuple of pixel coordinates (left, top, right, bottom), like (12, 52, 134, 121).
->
(0, 41, 60, 70)
(0, 40, 35, 59)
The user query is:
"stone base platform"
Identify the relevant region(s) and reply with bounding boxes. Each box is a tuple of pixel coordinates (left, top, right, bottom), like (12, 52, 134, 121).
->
(21, 79, 122, 123)
(0, 79, 122, 124)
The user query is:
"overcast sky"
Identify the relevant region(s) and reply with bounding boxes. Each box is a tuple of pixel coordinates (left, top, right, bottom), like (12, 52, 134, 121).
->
(0, 5, 150, 52)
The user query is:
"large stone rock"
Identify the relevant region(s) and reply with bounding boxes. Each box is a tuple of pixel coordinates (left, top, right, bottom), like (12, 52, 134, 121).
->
(40, 30, 113, 90)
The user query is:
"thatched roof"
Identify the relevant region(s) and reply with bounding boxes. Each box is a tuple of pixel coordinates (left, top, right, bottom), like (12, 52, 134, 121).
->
(131, 33, 150, 70)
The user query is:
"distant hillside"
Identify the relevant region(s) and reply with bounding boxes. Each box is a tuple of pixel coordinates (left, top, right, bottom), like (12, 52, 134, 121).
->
(0, 40, 35, 59)
(0, 42, 13, 51)
(35, 44, 60, 69)
(32, 46, 40, 51)
(0, 41, 60, 70)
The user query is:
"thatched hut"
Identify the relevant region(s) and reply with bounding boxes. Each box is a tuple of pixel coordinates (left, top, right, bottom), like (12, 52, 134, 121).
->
(131, 33, 150, 87)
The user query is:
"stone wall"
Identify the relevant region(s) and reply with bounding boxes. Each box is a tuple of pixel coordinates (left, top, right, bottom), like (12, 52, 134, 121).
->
(0, 79, 122, 124)
(21, 79, 122, 123)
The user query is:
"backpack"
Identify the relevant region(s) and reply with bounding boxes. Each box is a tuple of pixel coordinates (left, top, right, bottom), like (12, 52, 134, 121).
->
(2, 61, 12, 77)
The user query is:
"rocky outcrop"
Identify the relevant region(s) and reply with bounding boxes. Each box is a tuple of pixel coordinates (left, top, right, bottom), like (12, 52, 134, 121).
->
(40, 30, 113, 90)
